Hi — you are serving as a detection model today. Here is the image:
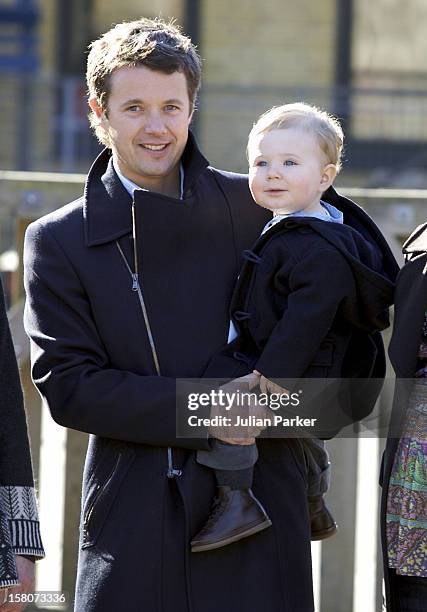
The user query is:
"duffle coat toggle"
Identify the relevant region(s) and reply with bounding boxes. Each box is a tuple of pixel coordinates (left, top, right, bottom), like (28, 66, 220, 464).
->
(232, 310, 252, 321)
(232, 351, 253, 366)
(242, 249, 262, 264)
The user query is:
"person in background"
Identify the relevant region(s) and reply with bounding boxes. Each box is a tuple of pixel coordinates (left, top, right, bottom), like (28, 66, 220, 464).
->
(381, 222, 427, 612)
(0, 276, 44, 611)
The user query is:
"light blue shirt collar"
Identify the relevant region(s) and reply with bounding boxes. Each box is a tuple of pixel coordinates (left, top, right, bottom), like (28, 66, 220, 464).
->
(112, 157, 185, 200)
(320, 200, 344, 223)
(261, 200, 343, 235)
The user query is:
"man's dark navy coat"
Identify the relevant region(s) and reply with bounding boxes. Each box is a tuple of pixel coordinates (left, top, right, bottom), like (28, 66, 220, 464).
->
(24, 135, 397, 612)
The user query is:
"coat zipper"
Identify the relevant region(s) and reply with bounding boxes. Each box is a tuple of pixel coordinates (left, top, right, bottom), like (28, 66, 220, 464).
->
(116, 213, 181, 480)
(83, 452, 122, 530)
(167, 447, 182, 479)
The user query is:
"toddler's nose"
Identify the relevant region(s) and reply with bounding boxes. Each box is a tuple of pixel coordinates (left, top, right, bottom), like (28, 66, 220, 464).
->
(267, 165, 282, 179)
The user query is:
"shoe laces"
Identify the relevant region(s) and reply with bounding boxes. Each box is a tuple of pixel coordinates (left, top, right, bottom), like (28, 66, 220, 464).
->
(202, 496, 227, 529)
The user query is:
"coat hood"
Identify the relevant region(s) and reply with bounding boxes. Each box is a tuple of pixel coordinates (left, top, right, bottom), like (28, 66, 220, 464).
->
(322, 186, 399, 282)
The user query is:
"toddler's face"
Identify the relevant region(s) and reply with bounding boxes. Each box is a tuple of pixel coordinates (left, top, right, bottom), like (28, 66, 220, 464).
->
(248, 128, 334, 214)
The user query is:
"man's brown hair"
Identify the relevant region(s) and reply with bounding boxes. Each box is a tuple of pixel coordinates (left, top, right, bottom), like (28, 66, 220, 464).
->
(87, 17, 202, 145)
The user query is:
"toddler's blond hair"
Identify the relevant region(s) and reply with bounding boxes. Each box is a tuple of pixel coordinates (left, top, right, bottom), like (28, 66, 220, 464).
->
(247, 102, 344, 172)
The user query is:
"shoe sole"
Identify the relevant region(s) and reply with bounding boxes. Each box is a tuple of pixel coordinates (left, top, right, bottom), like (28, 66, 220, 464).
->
(191, 519, 272, 553)
(310, 524, 338, 541)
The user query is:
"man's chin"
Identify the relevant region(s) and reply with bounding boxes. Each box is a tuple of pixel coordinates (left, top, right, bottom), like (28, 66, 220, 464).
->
(136, 164, 177, 179)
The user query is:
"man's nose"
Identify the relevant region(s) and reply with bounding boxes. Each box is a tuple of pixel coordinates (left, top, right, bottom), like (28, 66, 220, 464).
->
(143, 112, 167, 134)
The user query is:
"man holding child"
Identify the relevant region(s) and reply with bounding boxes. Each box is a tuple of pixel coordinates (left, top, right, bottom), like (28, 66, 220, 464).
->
(23, 17, 397, 612)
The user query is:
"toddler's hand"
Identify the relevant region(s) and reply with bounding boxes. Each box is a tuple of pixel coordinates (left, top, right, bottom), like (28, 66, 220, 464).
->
(230, 371, 261, 391)
(208, 372, 267, 444)
(253, 370, 290, 395)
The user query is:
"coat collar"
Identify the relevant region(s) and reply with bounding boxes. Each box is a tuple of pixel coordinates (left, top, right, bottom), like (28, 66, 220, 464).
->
(83, 131, 209, 247)
(402, 222, 427, 255)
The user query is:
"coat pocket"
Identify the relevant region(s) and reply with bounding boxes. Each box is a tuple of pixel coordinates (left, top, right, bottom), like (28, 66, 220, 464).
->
(81, 447, 134, 549)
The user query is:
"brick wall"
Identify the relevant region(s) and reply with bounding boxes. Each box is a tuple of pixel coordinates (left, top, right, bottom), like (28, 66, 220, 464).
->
(200, 0, 337, 171)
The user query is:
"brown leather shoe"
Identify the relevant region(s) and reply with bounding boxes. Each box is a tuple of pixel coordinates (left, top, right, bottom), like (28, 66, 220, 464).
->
(191, 486, 272, 552)
(309, 495, 338, 541)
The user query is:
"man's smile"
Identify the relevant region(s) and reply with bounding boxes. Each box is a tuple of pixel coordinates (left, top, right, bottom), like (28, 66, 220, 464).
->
(139, 143, 170, 151)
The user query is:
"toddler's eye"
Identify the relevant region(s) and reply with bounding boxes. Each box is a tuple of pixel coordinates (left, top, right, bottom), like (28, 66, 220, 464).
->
(255, 160, 267, 167)
(283, 160, 296, 166)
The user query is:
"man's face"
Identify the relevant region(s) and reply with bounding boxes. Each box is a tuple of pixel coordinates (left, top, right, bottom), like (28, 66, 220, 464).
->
(90, 65, 193, 195)
(248, 128, 335, 215)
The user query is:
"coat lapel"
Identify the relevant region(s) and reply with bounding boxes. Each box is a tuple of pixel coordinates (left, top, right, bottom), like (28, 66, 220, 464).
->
(132, 177, 238, 377)
(82, 132, 209, 248)
(83, 149, 133, 246)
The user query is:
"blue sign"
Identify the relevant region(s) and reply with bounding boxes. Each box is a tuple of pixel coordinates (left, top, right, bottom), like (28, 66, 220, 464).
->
(0, 0, 40, 73)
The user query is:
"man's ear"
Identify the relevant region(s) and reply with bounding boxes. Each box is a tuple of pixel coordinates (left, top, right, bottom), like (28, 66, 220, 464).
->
(188, 107, 195, 125)
(320, 164, 337, 191)
(89, 98, 105, 121)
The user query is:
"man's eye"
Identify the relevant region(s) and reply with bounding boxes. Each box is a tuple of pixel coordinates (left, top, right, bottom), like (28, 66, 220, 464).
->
(165, 105, 179, 112)
(255, 160, 267, 167)
(127, 105, 142, 112)
(284, 160, 296, 166)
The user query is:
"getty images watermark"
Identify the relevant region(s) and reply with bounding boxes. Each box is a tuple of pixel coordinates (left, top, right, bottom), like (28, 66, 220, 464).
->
(186, 388, 318, 430)
(176, 377, 402, 439)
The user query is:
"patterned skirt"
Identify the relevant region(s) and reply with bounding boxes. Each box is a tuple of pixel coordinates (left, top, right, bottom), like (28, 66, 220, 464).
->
(386, 380, 427, 577)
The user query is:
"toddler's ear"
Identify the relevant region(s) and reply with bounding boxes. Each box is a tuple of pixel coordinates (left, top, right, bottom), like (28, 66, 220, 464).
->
(321, 164, 337, 190)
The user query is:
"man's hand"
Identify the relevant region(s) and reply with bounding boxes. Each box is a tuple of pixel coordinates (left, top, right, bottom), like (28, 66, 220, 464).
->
(209, 372, 271, 444)
(1, 556, 35, 612)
